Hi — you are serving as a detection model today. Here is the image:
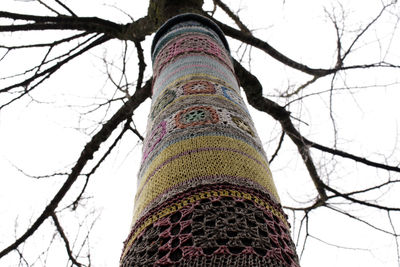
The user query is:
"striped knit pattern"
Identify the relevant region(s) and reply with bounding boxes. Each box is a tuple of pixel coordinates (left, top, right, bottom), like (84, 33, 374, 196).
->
(120, 14, 299, 267)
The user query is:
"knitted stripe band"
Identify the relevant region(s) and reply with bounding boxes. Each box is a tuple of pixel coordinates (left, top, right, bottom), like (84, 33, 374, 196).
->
(120, 13, 300, 267)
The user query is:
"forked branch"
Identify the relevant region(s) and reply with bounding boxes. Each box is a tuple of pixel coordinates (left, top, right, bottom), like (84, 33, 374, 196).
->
(0, 80, 151, 259)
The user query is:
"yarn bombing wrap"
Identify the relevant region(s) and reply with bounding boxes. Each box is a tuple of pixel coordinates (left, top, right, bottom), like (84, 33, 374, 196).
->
(120, 14, 300, 267)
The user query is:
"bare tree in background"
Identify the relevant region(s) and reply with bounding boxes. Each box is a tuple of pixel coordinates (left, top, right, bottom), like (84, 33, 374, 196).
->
(1, 0, 400, 266)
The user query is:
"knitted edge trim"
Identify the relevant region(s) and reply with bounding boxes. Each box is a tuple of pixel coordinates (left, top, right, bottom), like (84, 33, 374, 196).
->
(151, 13, 230, 55)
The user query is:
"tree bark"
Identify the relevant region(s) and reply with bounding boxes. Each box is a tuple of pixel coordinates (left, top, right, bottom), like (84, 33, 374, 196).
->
(148, 0, 204, 27)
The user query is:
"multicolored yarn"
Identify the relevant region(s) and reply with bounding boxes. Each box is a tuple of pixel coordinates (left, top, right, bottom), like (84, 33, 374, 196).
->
(120, 14, 299, 266)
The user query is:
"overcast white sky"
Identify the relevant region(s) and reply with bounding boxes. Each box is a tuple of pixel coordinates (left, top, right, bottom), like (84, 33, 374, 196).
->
(1, 0, 400, 266)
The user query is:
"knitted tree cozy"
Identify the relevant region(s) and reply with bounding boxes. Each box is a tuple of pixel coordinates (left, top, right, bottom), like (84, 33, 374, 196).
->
(120, 14, 300, 267)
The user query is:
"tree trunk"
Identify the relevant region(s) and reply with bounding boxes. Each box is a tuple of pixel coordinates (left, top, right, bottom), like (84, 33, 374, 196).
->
(120, 7, 300, 267)
(148, 0, 204, 27)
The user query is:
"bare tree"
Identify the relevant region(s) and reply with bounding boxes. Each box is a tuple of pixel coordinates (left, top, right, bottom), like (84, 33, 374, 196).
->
(1, 0, 400, 266)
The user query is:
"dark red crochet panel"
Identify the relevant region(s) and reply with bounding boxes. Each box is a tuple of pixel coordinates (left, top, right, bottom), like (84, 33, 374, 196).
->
(121, 186, 298, 267)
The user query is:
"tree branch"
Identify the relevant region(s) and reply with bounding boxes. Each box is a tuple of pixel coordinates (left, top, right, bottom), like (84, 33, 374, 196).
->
(213, 0, 251, 34)
(54, 0, 77, 17)
(0, 34, 110, 110)
(72, 118, 134, 209)
(324, 184, 400, 211)
(234, 59, 400, 173)
(0, 11, 122, 37)
(234, 59, 328, 202)
(134, 40, 146, 91)
(341, 2, 393, 62)
(307, 139, 400, 172)
(0, 80, 151, 259)
(213, 19, 334, 76)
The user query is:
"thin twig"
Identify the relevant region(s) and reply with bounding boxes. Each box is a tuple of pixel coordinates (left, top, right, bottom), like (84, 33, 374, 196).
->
(0, 80, 151, 259)
(37, 0, 60, 16)
(213, 0, 251, 33)
(72, 118, 133, 209)
(54, 0, 77, 17)
(325, 185, 400, 211)
(51, 213, 82, 267)
(269, 131, 285, 164)
(327, 205, 395, 235)
(387, 211, 400, 266)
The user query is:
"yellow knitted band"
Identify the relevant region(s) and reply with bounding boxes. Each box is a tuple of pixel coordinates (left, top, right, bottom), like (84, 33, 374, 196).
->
(134, 135, 279, 222)
(121, 188, 287, 262)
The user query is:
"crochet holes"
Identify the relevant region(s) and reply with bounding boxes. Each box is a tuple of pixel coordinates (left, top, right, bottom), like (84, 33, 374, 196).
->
(182, 212, 193, 221)
(169, 248, 182, 261)
(227, 218, 236, 224)
(171, 237, 180, 248)
(193, 214, 204, 222)
(246, 218, 257, 228)
(183, 80, 216, 95)
(211, 200, 222, 207)
(154, 32, 235, 77)
(278, 237, 285, 248)
(160, 237, 170, 246)
(217, 238, 228, 245)
(234, 201, 245, 209)
(228, 246, 244, 254)
(283, 236, 292, 247)
(181, 237, 193, 246)
(160, 35, 224, 65)
(231, 115, 255, 137)
(282, 250, 294, 265)
(254, 247, 267, 256)
(123, 187, 298, 266)
(180, 225, 192, 234)
(227, 230, 237, 237)
(159, 224, 169, 233)
(200, 198, 211, 204)
(175, 106, 219, 129)
(157, 249, 168, 259)
(258, 228, 269, 238)
(203, 247, 218, 255)
(193, 228, 205, 236)
(170, 211, 182, 223)
(240, 237, 253, 246)
(205, 219, 215, 227)
(267, 223, 276, 235)
(185, 109, 206, 122)
(254, 213, 265, 224)
(274, 222, 282, 235)
(171, 224, 181, 235)
(227, 206, 235, 212)
(263, 212, 273, 222)
(147, 245, 158, 258)
(270, 237, 279, 248)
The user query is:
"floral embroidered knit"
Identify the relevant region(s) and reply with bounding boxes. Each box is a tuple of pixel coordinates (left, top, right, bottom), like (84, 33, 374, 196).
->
(120, 13, 300, 267)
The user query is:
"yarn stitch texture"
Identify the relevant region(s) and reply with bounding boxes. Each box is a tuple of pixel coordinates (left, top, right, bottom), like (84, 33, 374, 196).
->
(120, 13, 300, 267)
